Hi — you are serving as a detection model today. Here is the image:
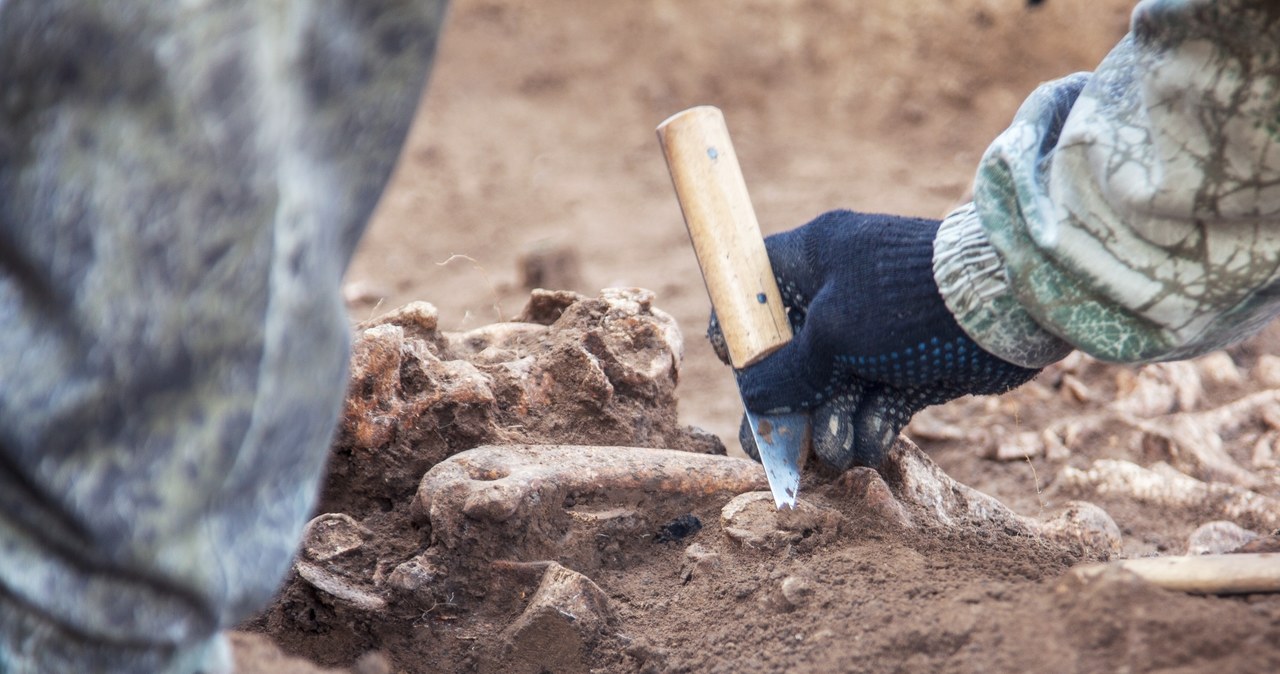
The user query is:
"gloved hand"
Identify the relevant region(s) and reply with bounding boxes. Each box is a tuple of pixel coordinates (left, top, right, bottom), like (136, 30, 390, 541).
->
(709, 209, 1042, 470)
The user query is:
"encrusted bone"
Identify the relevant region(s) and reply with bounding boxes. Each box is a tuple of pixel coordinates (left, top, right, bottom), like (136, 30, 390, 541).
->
(414, 444, 767, 582)
(1057, 459, 1280, 531)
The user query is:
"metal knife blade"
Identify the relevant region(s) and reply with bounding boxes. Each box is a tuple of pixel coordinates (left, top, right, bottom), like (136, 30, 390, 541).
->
(656, 105, 811, 510)
(744, 407, 807, 508)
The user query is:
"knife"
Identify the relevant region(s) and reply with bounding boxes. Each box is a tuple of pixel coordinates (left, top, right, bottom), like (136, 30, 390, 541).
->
(656, 105, 811, 509)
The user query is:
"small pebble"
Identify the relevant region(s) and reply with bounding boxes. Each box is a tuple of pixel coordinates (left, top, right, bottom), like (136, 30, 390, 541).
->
(1187, 521, 1259, 555)
(780, 576, 814, 609)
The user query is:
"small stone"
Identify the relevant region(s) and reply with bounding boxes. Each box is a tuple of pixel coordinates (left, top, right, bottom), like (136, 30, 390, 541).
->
(1042, 428, 1072, 461)
(779, 576, 814, 609)
(987, 430, 1044, 462)
(567, 506, 642, 531)
(655, 513, 702, 543)
(905, 408, 966, 441)
(493, 563, 614, 673)
(809, 628, 835, 642)
(386, 555, 447, 594)
(1251, 433, 1276, 468)
(720, 492, 842, 551)
(833, 468, 912, 529)
(681, 542, 722, 582)
(1059, 374, 1094, 404)
(342, 280, 390, 306)
(1187, 521, 1259, 555)
(359, 300, 440, 341)
(1038, 502, 1124, 560)
(300, 513, 365, 563)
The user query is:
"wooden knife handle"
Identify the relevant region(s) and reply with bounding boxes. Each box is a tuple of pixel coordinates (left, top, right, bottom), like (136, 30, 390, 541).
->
(657, 106, 792, 369)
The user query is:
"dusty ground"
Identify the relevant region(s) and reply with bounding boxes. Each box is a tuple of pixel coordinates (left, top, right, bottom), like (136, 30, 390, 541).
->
(240, 1, 1280, 672)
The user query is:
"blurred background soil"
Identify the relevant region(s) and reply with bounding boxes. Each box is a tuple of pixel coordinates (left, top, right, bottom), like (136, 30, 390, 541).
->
(346, 0, 1131, 450)
(241, 0, 1280, 672)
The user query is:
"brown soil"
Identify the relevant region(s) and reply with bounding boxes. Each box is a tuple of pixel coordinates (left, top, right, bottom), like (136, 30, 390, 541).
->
(238, 1, 1280, 672)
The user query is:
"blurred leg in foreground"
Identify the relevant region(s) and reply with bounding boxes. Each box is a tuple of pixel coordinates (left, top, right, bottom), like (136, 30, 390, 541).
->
(0, 2, 446, 671)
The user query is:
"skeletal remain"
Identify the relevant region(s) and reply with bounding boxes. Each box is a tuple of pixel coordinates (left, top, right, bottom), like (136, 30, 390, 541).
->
(1056, 460, 1280, 531)
(1252, 432, 1278, 469)
(292, 513, 387, 612)
(414, 444, 767, 583)
(328, 288, 720, 518)
(1195, 351, 1243, 387)
(1121, 390, 1280, 487)
(293, 560, 387, 613)
(1255, 354, 1280, 388)
(1041, 427, 1073, 460)
(300, 513, 367, 563)
(876, 440, 1122, 558)
(983, 358, 1280, 482)
(1048, 360, 1280, 485)
(1059, 374, 1095, 404)
(1070, 553, 1280, 595)
(1113, 361, 1202, 418)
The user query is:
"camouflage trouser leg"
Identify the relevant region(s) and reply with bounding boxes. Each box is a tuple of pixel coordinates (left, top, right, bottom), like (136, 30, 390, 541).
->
(0, 1, 447, 671)
(0, 609, 232, 674)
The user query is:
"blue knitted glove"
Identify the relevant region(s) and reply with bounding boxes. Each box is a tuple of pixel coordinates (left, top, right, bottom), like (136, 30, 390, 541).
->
(709, 210, 1042, 470)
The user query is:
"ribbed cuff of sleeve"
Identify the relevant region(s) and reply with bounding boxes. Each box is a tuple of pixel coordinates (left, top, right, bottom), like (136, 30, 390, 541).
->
(932, 202, 1073, 368)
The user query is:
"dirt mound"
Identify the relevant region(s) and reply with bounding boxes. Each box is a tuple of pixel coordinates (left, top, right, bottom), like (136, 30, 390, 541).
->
(243, 292, 1280, 673)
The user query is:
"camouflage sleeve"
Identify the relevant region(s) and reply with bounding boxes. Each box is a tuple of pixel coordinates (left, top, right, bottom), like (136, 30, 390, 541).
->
(933, 0, 1280, 367)
(0, 2, 446, 672)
